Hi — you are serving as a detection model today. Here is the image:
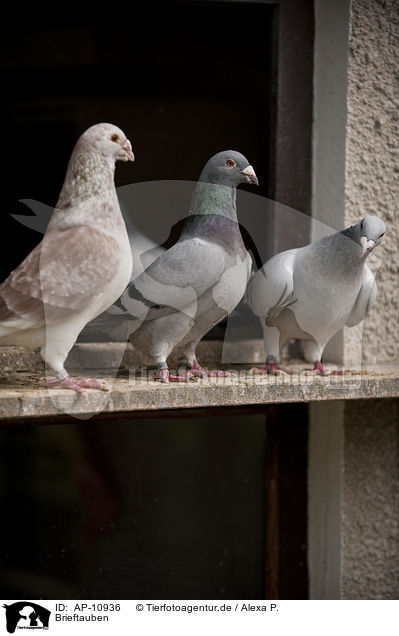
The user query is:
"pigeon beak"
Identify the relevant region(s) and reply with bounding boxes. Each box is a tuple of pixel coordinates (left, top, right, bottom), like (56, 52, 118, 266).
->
(359, 236, 375, 258)
(240, 165, 259, 185)
(122, 139, 135, 162)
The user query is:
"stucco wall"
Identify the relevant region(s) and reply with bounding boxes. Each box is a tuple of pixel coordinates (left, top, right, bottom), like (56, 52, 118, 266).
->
(342, 398, 399, 598)
(308, 399, 399, 599)
(345, 0, 399, 364)
(313, 0, 399, 365)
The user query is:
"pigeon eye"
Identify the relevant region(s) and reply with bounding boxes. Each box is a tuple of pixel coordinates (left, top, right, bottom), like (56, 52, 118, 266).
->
(225, 159, 236, 168)
(111, 134, 120, 143)
(379, 232, 385, 239)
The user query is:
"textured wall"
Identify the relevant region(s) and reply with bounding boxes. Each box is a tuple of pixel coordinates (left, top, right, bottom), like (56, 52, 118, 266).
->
(313, 0, 399, 365)
(342, 399, 399, 599)
(344, 0, 399, 364)
(308, 399, 399, 599)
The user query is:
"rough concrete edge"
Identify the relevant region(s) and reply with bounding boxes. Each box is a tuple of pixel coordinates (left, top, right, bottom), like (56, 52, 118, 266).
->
(1, 375, 398, 422)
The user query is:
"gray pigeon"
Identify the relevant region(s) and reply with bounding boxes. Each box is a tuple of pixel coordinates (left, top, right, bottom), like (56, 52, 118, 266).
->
(247, 216, 386, 374)
(0, 123, 135, 391)
(116, 150, 258, 381)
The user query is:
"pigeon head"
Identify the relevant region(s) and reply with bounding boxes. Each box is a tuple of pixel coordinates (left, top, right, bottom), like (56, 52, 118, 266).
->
(354, 216, 386, 258)
(76, 123, 135, 163)
(199, 150, 258, 187)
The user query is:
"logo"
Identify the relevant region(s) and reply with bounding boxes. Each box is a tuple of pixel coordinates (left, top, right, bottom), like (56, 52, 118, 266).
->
(2, 603, 50, 633)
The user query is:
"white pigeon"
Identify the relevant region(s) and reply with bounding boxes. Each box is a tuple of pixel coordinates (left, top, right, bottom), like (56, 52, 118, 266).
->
(247, 216, 386, 374)
(9, 198, 164, 343)
(117, 150, 258, 381)
(73, 217, 165, 343)
(0, 123, 134, 391)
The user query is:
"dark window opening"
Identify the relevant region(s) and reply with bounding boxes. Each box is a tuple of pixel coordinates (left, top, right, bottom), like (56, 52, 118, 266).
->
(0, 1, 274, 283)
(0, 404, 308, 599)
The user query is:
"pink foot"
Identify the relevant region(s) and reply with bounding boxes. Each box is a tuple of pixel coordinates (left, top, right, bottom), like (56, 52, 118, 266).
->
(154, 368, 195, 383)
(250, 361, 294, 375)
(190, 359, 231, 378)
(46, 376, 106, 393)
(303, 361, 346, 376)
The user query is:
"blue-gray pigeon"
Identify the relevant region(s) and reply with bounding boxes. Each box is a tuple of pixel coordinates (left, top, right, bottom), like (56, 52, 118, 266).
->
(115, 150, 258, 381)
(247, 216, 386, 374)
(0, 123, 134, 391)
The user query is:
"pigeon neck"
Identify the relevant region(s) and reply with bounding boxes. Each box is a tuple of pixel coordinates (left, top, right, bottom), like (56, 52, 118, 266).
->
(339, 227, 369, 268)
(49, 150, 126, 238)
(57, 150, 116, 208)
(189, 181, 238, 222)
(316, 230, 367, 273)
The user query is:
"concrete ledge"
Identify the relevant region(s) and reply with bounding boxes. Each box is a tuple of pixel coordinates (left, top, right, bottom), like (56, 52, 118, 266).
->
(0, 346, 44, 374)
(0, 342, 398, 421)
(0, 367, 398, 421)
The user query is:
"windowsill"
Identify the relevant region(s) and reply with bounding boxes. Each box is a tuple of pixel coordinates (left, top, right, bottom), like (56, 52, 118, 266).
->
(0, 342, 398, 421)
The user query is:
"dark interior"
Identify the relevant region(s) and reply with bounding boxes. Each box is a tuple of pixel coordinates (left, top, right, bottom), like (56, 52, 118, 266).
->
(0, 1, 273, 282)
(0, 406, 307, 599)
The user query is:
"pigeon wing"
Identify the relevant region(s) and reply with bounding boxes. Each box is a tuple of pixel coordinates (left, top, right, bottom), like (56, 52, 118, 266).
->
(345, 265, 377, 327)
(121, 237, 227, 321)
(0, 225, 120, 330)
(247, 250, 297, 318)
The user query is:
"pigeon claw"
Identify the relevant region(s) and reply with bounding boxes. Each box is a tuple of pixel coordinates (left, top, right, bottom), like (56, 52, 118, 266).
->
(190, 359, 231, 378)
(249, 361, 294, 375)
(46, 376, 106, 393)
(303, 361, 345, 376)
(205, 370, 231, 377)
(154, 368, 196, 383)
